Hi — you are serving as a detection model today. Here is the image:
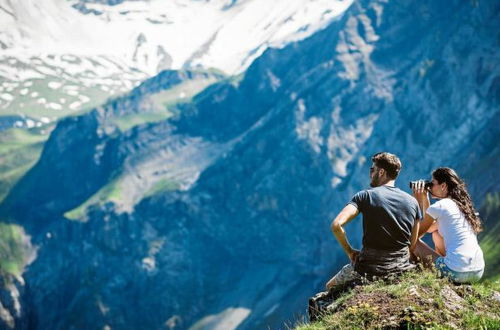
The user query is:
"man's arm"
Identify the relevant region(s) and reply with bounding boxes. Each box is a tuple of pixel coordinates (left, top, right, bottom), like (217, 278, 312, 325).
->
(330, 204, 360, 263)
(409, 217, 420, 253)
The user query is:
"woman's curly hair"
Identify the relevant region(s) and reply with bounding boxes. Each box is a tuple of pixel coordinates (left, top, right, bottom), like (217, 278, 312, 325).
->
(432, 167, 483, 233)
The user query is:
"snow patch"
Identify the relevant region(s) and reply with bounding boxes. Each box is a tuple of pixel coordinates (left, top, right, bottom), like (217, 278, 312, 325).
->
(47, 102, 62, 110)
(0, 93, 13, 101)
(48, 81, 62, 89)
(78, 95, 90, 103)
(26, 119, 35, 128)
(69, 101, 81, 110)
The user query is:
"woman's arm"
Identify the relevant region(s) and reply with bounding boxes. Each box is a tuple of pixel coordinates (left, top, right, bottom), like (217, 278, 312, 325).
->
(426, 220, 438, 233)
(419, 213, 437, 237)
(412, 181, 435, 237)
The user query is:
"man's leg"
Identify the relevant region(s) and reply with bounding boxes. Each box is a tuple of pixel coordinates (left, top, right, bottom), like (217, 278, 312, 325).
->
(310, 264, 359, 322)
(412, 239, 441, 268)
(326, 264, 360, 289)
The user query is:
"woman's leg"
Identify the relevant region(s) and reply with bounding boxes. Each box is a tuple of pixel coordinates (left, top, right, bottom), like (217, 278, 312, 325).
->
(412, 239, 441, 268)
(432, 230, 446, 257)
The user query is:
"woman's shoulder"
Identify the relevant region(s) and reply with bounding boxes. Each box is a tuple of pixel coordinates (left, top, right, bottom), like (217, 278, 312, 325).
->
(434, 198, 461, 214)
(429, 198, 455, 211)
(432, 197, 451, 206)
(440, 198, 457, 207)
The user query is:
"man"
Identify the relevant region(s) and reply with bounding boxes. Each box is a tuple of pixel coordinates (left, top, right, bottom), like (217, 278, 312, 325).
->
(326, 152, 421, 289)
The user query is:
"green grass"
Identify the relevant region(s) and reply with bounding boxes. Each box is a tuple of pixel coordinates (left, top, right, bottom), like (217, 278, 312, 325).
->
(481, 192, 500, 217)
(64, 174, 182, 221)
(0, 127, 47, 153)
(64, 176, 124, 221)
(114, 111, 173, 132)
(479, 192, 500, 281)
(481, 228, 500, 282)
(111, 75, 220, 132)
(143, 178, 180, 198)
(0, 222, 33, 280)
(0, 126, 49, 202)
(295, 269, 500, 330)
(150, 77, 218, 106)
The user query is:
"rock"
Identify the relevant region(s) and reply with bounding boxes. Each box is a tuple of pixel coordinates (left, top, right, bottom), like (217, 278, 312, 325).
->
(440, 285, 465, 313)
(408, 285, 420, 297)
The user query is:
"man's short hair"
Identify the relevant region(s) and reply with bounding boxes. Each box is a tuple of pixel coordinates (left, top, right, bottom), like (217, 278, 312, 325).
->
(371, 152, 402, 179)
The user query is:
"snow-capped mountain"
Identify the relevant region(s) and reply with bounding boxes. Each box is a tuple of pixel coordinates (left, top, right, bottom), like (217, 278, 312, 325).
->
(0, 0, 353, 120)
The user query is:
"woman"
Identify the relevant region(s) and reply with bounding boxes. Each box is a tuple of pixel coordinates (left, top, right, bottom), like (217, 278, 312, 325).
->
(412, 167, 484, 283)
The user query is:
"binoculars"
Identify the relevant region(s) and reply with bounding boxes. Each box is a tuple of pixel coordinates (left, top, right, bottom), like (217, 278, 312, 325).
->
(409, 180, 433, 190)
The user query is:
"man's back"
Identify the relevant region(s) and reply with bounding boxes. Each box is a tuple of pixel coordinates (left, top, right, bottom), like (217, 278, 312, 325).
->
(349, 185, 420, 251)
(349, 185, 420, 276)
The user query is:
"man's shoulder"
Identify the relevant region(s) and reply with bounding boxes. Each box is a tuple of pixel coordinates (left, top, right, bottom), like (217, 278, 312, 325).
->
(394, 187, 416, 200)
(393, 187, 418, 204)
(373, 186, 418, 205)
(353, 188, 371, 197)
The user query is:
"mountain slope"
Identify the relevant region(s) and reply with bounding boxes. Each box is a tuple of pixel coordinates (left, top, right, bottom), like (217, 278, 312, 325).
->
(1, 0, 499, 329)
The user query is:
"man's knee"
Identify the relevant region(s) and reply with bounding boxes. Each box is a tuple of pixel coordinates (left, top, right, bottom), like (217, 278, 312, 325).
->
(326, 263, 360, 289)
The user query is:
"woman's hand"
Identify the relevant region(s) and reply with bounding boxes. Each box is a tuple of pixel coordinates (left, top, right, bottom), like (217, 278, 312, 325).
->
(412, 180, 429, 203)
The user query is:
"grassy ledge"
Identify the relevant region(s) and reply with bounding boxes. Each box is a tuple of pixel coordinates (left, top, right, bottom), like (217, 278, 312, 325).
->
(0, 222, 35, 282)
(64, 176, 123, 221)
(295, 269, 500, 330)
(0, 126, 49, 203)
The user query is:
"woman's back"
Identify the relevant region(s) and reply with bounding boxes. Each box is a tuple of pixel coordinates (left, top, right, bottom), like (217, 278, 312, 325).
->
(427, 198, 484, 272)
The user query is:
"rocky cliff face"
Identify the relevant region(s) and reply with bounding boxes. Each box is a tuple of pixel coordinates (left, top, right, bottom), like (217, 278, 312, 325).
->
(1, 0, 499, 329)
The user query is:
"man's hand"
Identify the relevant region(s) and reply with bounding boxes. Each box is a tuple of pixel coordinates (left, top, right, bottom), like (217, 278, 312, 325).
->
(348, 249, 360, 264)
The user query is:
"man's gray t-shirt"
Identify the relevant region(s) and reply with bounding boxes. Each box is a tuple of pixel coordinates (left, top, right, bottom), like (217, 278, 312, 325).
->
(348, 185, 421, 251)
